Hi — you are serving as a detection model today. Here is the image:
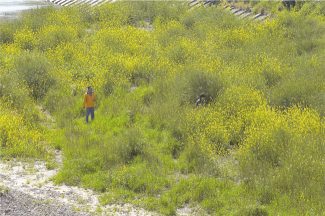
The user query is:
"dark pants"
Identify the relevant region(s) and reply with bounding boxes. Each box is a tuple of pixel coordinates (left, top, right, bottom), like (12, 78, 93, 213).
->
(86, 107, 94, 123)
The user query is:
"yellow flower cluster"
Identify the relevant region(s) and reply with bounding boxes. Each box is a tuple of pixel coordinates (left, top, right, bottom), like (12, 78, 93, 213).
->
(0, 106, 44, 157)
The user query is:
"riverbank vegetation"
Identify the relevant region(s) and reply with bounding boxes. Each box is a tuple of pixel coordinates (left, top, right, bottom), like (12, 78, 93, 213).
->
(0, 1, 324, 215)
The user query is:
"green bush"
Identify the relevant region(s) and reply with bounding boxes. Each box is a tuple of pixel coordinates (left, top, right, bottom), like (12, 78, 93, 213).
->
(0, 22, 19, 44)
(15, 52, 55, 100)
(112, 127, 150, 164)
(38, 25, 78, 51)
(0, 72, 29, 110)
(270, 74, 324, 113)
(167, 69, 223, 106)
(20, 7, 55, 31)
(111, 163, 169, 195)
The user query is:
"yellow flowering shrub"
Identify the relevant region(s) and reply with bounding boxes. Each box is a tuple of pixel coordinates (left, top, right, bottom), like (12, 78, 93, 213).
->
(186, 106, 230, 156)
(14, 28, 37, 50)
(0, 106, 45, 158)
(37, 25, 79, 51)
(237, 106, 324, 212)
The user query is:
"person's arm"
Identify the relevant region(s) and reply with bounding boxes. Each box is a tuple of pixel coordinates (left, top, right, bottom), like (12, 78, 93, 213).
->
(83, 94, 87, 108)
(196, 98, 200, 107)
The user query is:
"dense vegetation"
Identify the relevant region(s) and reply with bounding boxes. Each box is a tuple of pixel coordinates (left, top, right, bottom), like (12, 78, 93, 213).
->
(0, 1, 324, 215)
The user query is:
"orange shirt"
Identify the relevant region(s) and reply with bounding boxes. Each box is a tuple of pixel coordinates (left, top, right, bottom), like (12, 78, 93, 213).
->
(84, 93, 96, 108)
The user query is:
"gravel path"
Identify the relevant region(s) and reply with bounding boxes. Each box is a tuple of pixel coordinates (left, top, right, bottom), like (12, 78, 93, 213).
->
(0, 189, 90, 216)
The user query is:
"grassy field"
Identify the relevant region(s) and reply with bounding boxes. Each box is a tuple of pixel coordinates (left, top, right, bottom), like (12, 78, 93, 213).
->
(0, 1, 324, 215)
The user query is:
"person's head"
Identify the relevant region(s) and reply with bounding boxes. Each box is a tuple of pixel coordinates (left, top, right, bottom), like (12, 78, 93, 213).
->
(87, 86, 93, 94)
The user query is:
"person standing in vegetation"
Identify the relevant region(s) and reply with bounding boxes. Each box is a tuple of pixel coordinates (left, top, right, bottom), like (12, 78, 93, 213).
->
(196, 93, 212, 107)
(196, 93, 207, 107)
(84, 86, 96, 123)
